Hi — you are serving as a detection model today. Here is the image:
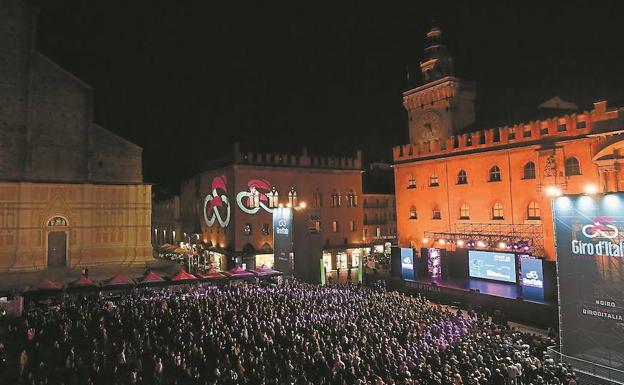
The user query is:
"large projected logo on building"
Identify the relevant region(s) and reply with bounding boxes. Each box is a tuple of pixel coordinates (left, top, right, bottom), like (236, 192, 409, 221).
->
(553, 193, 624, 370)
(203, 175, 231, 228)
(236, 179, 275, 214)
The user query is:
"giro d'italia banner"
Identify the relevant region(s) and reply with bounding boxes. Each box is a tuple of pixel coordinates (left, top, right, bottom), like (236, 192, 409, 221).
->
(553, 193, 624, 369)
(273, 207, 294, 275)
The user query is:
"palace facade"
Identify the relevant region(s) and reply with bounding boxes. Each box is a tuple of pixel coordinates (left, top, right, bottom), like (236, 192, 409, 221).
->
(394, 27, 624, 260)
(0, 0, 152, 271)
(160, 144, 365, 279)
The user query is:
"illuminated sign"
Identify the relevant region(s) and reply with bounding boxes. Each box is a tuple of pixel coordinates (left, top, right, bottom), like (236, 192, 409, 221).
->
(553, 193, 624, 370)
(203, 175, 231, 228)
(236, 179, 275, 214)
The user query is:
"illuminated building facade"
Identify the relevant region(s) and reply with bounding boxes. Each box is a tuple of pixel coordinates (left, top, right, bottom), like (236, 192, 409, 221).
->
(0, 0, 152, 271)
(394, 27, 624, 260)
(172, 144, 365, 277)
(362, 194, 396, 246)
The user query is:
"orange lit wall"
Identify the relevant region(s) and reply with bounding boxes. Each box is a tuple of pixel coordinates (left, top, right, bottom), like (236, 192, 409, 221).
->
(394, 101, 624, 260)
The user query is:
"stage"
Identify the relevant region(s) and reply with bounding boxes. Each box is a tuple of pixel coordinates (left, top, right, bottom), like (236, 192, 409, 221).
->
(393, 276, 558, 328)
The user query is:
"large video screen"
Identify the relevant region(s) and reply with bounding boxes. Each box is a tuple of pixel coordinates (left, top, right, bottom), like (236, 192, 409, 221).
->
(553, 193, 624, 371)
(468, 250, 517, 283)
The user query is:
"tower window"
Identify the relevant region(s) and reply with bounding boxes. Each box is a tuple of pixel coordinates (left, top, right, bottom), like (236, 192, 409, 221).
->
(429, 174, 439, 187)
(479, 131, 486, 144)
(459, 203, 470, 220)
(489, 165, 502, 182)
(491, 203, 504, 220)
(457, 170, 468, 185)
(523, 126, 532, 138)
(577, 121, 586, 129)
(508, 128, 516, 140)
(409, 206, 417, 220)
(432, 206, 441, 220)
(527, 201, 541, 220)
(540, 125, 549, 135)
(453, 136, 459, 148)
(407, 176, 416, 189)
(466, 135, 472, 146)
(523, 162, 536, 179)
(557, 123, 567, 132)
(565, 157, 581, 176)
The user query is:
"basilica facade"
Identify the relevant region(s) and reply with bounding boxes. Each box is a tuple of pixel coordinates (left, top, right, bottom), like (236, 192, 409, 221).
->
(0, 0, 152, 271)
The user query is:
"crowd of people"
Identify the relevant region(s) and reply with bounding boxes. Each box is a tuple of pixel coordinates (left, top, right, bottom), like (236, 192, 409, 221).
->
(1, 282, 577, 385)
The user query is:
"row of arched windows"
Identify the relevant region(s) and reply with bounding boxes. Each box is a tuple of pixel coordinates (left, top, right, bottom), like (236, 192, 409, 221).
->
(314, 190, 358, 208)
(410, 157, 582, 188)
(409, 201, 541, 221)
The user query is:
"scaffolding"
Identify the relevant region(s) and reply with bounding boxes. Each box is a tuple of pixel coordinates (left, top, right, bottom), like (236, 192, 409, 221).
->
(424, 222, 545, 256)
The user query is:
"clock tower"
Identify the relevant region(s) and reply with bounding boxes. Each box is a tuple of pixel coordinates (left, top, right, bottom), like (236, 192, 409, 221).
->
(404, 26, 476, 146)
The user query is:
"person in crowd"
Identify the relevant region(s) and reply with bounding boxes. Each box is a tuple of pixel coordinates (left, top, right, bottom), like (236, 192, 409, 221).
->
(2, 282, 572, 385)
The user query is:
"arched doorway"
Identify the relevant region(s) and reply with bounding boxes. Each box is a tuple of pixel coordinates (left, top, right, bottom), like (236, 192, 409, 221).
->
(46, 216, 68, 267)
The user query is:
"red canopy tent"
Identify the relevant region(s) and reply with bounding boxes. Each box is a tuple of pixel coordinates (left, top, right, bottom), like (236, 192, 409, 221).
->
(138, 271, 166, 286)
(223, 266, 255, 279)
(250, 264, 282, 278)
(103, 274, 136, 287)
(195, 267, 227, 280)
(170, 270, 198, 282)
(68, 275, 98, 289)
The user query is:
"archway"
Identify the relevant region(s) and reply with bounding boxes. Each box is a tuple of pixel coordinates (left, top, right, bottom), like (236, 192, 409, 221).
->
(46, 216, 68, 267)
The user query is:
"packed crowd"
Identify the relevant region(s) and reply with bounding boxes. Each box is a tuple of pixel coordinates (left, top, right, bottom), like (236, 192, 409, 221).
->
(1, 282, 576, 385)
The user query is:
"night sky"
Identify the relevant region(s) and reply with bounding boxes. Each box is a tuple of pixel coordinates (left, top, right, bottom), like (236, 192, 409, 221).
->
(31, 0, 624, 192)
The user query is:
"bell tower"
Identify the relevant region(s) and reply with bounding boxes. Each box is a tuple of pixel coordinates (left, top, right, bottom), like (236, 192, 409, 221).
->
(404, 26, 476, 146)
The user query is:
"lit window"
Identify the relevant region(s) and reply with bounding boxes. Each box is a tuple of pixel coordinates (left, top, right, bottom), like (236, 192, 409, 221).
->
(288, 187, 297, 206)
(432, 206, 441, 220)
(429, 174, 439, 187)
(347, 190, 358, 207)
(565, 157, 581, 176)
(508, 128, 516, 140)
(331, 190, 341, 207)
(466, 135, 472, 146)
(409, 206, 417, 220)
(489, 165, 502, 182)
(407, 176, 416, 189)
(492, 203, 504, 220)
(460, 203, 470, 220)
(457, 170, 468, 185)
(332, 220, 339, 233)
(376, 227, 381, 237)
(527, 201, 541, 220)
(523, 161, 536, 179)
(349, 220, 356, 232)
(363, 228, 368, 238)
(267, 187, 279, 208)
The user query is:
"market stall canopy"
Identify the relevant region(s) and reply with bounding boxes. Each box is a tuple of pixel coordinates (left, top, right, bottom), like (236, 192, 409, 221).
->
(170, 270, 198, 282)
(140, 271, 165, 283)
(68, 275, 97, 288)
(196, 267, 227, 280)
(103, 274, 136, 287)
(250, 264, 282, 278)
(223, 266, 255, 279)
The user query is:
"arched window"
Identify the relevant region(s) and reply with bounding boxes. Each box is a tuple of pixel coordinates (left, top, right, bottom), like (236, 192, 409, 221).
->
(429, 173, 440, 187)
(314, 189, 323, 207)
(489, 165, 502, 182)
(523, 161, 536, 179)
(407, 175, 416, 189)
(459, 203, 470, 219)
(409, 206, 417, 220)
(432, 206, 441, 220)
(527, 201, 541, 220)
(288, 187, 297, 207)
(491, 202, 504, 220)
(331, 190, 341, 208)
(457, 170, 468, 185)
(565, 157, 581, 176)
(347, 190, 358, 207)
(266, 187, 279, 208)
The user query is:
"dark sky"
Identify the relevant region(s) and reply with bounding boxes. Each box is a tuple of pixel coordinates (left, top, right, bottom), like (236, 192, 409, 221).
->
(31, 0, 624, 191)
